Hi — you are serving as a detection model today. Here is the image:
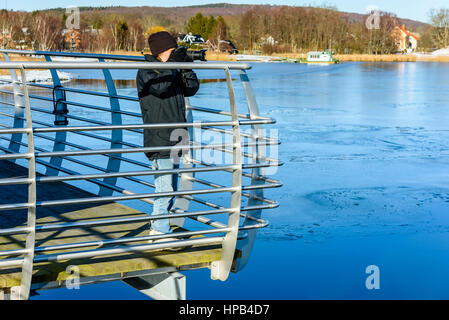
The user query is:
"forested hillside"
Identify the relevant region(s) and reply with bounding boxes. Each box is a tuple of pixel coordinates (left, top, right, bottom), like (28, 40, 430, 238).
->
(0, 3, 438, 54)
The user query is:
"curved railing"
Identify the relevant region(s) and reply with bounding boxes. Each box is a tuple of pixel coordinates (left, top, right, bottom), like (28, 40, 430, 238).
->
(0, 49, 282, 299)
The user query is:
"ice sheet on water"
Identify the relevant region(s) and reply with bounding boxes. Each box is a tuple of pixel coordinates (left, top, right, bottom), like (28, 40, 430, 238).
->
(258, 186, 449, 242)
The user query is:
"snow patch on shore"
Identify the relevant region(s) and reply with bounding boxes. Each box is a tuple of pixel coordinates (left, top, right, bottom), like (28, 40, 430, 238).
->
(412, 47, 449, 58)
(0, 70, 73, 85)
(431, 47, 449, 56)
(50, 57, 98, 62)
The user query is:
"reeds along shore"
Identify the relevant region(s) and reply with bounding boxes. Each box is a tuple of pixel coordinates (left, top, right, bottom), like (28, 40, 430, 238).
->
(112, 51, 434, 62)
(274, 53, 449, 62)
(274, 52, 419, 62)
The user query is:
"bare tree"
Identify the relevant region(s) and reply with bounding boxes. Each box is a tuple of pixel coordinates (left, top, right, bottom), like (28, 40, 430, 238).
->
(31, 12, 63, 50)
(0, 10, 15, 48)
(430, 8, 449, 48)
(128, 21, 144, 51)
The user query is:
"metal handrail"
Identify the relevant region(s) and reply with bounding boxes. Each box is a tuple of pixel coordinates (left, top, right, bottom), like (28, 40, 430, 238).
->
(2, 48, 229, 63)
(0, 61, 251, 70)
(0, 136, 280, 216)
(0, 50, 281, 299)
(0, 79, 272, 121)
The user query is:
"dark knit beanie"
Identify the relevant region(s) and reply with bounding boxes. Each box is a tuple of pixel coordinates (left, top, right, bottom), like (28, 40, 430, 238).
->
(148, 31, 178, 56)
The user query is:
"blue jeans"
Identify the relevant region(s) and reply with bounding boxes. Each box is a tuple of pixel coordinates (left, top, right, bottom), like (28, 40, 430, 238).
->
(151, 158, 179, 233)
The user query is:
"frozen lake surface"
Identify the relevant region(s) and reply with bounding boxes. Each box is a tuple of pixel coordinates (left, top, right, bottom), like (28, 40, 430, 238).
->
(10, 61, 449, 299)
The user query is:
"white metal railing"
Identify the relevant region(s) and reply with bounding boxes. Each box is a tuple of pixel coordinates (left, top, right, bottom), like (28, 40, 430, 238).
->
(0, 49, 282, 300)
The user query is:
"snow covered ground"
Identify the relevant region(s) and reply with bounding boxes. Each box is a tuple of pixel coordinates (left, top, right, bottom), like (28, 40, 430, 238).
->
(0, 70, 73, 85)
(49, 57, 98, 62)
(413, 46, 449, 57)
(431, 47, 449, 56)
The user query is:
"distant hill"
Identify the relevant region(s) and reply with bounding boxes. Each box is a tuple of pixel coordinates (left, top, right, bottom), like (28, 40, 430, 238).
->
(78, 4, 263, 18)
(41, 3, 429, 29)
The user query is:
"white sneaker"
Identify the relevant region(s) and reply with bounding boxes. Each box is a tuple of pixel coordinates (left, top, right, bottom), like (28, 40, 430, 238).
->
(148, 228, 183, 251)
(148, 229, 163, 244)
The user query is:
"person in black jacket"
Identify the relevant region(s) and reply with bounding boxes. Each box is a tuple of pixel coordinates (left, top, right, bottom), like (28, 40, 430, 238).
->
(136, 31, 200, 238)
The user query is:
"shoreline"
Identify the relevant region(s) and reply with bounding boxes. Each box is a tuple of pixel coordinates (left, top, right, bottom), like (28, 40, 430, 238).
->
(113, 50, 449, 63)
(1, 50, 449, 77)
(264, 53, 449, 63)
(213, 52, 449, 63)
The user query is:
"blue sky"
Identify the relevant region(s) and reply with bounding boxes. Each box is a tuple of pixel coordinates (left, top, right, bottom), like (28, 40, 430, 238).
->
(1, 0, 447, 23)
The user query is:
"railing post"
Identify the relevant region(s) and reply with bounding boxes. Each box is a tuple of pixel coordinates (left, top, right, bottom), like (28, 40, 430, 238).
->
(2, 53, 25, 158)
(98, 58, 123, 196)
(44, 55, 67, 177)
(18, 66, 37, 300)
(234, 70, 266, 272)
(210, 67, 242, 281)
(172, 97, 195, 227)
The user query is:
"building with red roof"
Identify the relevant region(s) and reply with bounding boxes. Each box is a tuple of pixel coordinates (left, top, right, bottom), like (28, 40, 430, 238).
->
(393, 25, 419, 53)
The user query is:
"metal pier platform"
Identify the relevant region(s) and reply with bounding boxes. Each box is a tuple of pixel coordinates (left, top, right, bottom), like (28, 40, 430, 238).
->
(0, 160, 226, 295)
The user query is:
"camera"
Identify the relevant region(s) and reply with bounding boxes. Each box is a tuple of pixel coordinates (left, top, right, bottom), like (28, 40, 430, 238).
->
(186, 49, 207, 61)
(173, 45, 207, 62)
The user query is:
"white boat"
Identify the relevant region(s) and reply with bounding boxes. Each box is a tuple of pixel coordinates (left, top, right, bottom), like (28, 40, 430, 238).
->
(300, 50, 339, 64)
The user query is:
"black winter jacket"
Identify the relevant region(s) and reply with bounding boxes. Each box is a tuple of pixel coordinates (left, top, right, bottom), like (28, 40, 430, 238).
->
(136, 54, 200, 160)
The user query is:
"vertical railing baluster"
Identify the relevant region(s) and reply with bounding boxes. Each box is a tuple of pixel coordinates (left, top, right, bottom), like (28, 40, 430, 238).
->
(98, 58, 122, 196)
(172, 97, 195, 227)
(44, 55, 67, 176)
(234, 69, 266, 272)
(210, 67, 242, 281)
(18, 66, 37, 300)
(3, 53, 25, 158)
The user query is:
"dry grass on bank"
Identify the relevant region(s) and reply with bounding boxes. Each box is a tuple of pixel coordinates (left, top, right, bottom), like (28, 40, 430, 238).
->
(273, 53, 449, 62)
(416, 55, 449, 62)
(335, 54, 417, 62)
(205, 51, 236, 61)
(273, 53, 307, 60)
(273, 53, 419, 62)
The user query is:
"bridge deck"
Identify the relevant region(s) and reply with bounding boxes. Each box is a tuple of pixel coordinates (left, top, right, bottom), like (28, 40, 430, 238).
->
(0, 160, 223, 289)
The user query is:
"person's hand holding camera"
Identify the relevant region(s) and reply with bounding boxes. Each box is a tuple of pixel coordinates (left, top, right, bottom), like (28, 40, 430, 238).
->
(168, 46, 193, 63)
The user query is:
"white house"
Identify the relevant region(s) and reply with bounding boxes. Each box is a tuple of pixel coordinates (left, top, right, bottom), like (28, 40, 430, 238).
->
(393, 25, 419, 53)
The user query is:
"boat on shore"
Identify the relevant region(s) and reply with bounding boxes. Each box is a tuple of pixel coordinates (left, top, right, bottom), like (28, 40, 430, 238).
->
(299, 50, 339, 64)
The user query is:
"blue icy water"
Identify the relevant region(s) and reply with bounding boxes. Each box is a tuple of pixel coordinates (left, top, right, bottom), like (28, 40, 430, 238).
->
(28, 61, 449, 299)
